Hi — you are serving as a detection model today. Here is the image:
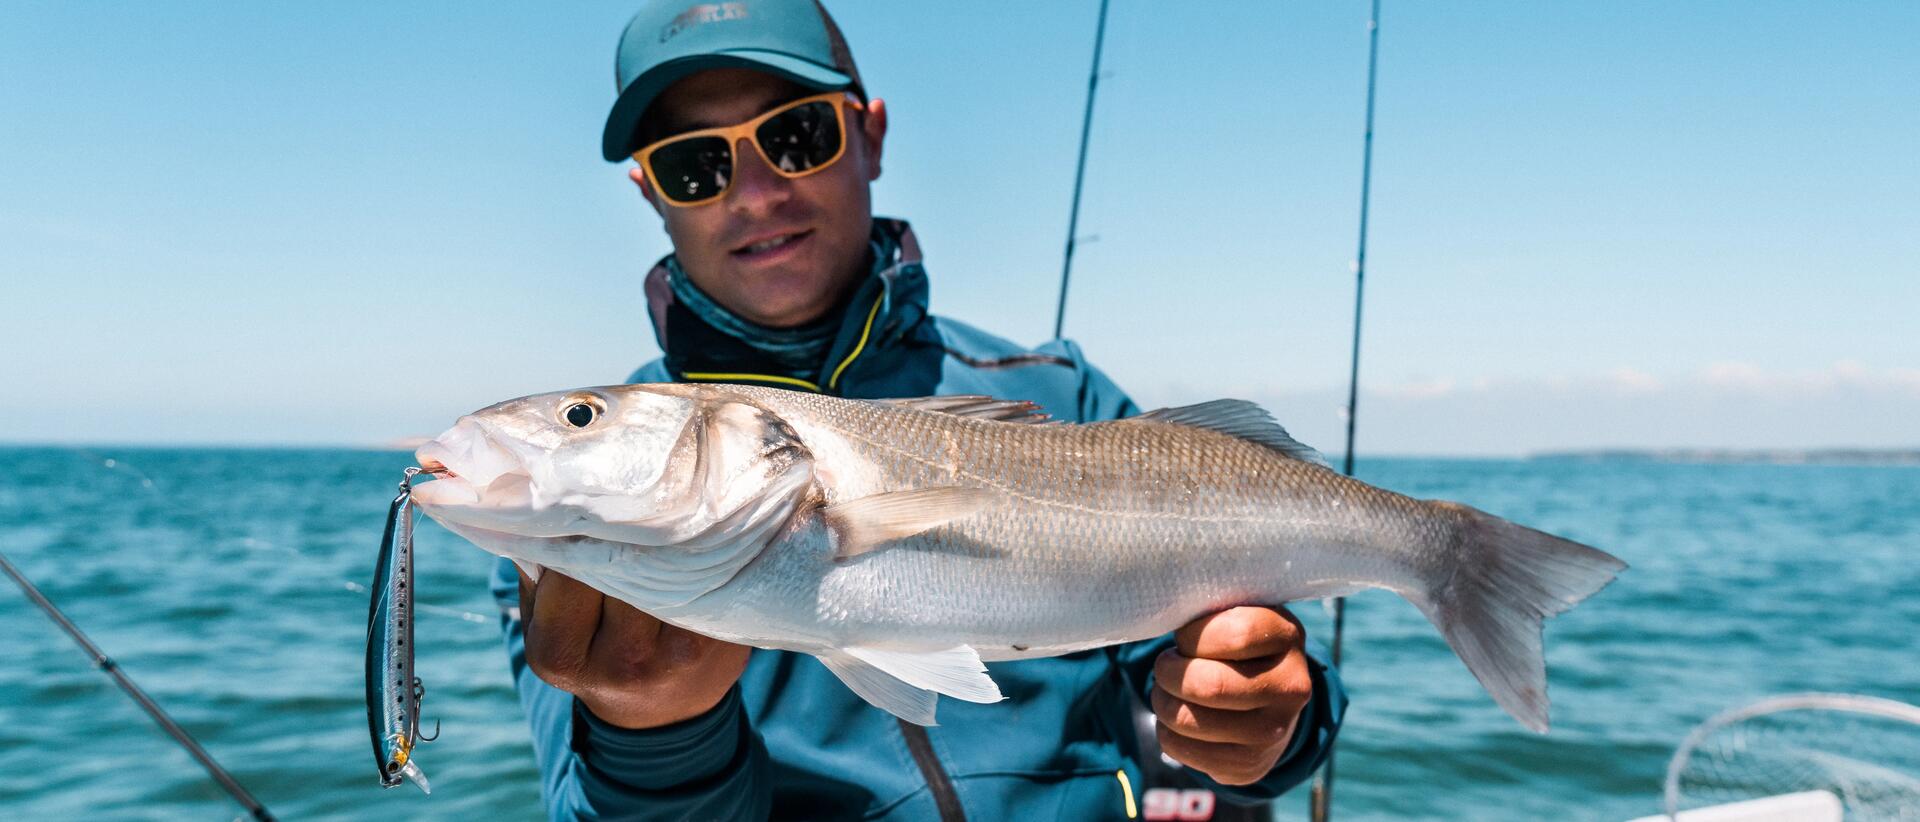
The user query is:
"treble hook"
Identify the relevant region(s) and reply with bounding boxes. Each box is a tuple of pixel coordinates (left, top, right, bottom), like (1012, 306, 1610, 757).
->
(411, 677, 441, 742)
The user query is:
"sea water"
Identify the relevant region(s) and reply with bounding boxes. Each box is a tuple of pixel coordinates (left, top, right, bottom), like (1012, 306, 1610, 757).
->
(1, 447, 1915, 820)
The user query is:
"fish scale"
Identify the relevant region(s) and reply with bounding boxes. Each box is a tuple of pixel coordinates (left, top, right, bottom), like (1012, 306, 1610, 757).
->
(411, 383, 1626, 729)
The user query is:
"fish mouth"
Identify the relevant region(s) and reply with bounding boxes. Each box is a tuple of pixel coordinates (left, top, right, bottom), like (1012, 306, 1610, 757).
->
(411, 419, 528, 509)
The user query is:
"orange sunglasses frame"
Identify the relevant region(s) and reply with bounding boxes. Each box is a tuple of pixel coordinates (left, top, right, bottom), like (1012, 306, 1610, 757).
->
(631, 92, 865, 207)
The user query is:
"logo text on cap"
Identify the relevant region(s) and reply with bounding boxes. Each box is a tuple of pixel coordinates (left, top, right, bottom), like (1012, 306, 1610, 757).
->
(661, 3, 750, 43)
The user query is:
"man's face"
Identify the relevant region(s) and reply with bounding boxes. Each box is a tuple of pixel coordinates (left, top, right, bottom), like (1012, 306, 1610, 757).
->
(632, 68, 887, 329)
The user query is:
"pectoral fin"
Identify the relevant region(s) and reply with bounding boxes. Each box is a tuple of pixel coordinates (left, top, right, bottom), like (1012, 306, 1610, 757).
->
(817, 644, 1004, 726)
(823, 487, 996, 560)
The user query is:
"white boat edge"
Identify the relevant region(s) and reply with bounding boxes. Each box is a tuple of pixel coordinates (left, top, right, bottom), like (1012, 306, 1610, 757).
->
(1624, 790, 1842, 822)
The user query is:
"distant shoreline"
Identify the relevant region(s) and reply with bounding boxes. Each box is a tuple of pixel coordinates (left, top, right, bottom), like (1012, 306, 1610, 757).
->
(1529, 448, 1920, 466)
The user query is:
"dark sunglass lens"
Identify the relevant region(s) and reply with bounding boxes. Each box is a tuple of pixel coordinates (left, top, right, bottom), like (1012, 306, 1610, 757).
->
(647, 136, 732, 202)
(756, 101, 842, 175)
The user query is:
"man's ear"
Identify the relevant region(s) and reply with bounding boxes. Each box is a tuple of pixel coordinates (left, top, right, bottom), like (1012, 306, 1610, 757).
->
(629, 166, 666, 218)
(857, 97, 888, 182)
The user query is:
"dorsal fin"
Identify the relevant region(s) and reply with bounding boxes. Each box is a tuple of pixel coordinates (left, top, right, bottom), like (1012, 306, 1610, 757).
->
(1131, 400, 1329, 467)
(878, 395, 1051, 424)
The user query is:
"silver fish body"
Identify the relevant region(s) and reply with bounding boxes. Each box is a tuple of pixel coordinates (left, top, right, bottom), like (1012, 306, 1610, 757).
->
(412, 384, 1625, 730)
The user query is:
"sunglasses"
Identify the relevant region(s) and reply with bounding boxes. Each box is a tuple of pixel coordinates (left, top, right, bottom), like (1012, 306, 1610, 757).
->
(633, 92, 865, 207)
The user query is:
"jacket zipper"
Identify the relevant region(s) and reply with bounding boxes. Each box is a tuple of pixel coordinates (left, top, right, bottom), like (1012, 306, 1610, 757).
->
(897, 719, 967, 822)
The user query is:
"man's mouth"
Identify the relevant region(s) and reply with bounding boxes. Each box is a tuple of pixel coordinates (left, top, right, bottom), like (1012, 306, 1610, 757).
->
(732, 229, 811, 260)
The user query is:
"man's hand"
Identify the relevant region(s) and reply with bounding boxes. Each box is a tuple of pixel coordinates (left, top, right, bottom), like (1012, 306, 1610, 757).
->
(1151, 605, 1313, 786)
(518, 569, 752, 730)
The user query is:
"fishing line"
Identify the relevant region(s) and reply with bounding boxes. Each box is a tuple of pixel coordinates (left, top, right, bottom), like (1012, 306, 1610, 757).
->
(68, 447, 493, 626)
(1313, 1, 1383, 820)
(22, 449, 481, 811)
(70, 448, 161, 492)
(0, 551, 276, 822)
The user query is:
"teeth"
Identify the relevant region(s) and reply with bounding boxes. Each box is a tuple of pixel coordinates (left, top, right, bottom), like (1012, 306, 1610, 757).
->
(744, 233, 797, 254)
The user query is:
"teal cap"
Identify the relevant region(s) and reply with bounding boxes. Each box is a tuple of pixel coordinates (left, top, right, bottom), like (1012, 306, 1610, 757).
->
(602, 0, 865, 161)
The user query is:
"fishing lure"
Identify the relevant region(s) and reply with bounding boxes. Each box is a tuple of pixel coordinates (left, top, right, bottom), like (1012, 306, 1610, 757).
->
(365, 467, 437, 793)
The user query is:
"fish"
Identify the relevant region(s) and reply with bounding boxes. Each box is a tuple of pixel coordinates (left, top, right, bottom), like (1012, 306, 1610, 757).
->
(410, 383, 1626, 730)
(365, 467, 436, 793)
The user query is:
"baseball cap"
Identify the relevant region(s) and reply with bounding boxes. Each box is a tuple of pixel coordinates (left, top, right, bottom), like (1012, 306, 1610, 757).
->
(601, 0, 865, 162)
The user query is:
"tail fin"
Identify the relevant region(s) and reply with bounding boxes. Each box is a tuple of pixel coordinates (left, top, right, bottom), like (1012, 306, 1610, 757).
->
(1409, 502, 1626, 733)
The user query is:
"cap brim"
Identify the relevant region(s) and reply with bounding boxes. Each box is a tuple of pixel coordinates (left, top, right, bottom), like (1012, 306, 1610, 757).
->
(600, 51, 854, 162)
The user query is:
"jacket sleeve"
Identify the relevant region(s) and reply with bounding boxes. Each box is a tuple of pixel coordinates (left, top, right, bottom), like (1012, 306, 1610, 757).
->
(1043, 338, 1349, 802)
(489, 558, 772, 821)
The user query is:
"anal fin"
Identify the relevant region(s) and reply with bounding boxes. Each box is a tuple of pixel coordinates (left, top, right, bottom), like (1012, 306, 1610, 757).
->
(817, 645, 1005, 726)
(819, 653, 939, 725)
(846, 645, 1002, 704)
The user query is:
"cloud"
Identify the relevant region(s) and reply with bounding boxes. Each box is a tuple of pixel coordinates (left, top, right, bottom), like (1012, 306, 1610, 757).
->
(1602, 367, 1662, 394)
(1366, 361, 1917, 401)
(1701, 359, 1920, 397)
(1374, 377, 1457, 400)
(1139, 360, 1920, 456)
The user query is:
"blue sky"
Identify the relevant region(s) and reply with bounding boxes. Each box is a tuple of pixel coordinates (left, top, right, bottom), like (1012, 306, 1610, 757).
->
(2, 1, 1915, 454)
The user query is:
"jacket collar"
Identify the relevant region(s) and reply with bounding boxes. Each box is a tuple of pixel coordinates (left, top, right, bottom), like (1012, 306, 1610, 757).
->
(643, 218, 929, 395)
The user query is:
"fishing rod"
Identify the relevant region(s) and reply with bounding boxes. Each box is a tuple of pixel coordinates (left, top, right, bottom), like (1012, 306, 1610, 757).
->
(1312, 0, 1383, 819)
(0, 551, 276, 822)
(1051, 0, 1112, 340)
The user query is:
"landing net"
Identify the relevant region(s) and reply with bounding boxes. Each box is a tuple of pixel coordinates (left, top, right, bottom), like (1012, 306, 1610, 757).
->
(1664, 693, 1920, 820)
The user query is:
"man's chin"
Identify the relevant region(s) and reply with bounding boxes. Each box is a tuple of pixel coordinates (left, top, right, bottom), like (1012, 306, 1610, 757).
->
(725, 280, 843, 328)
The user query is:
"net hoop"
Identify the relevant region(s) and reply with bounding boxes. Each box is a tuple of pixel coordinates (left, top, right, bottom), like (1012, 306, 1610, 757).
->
(1663, 692, 1920, 818)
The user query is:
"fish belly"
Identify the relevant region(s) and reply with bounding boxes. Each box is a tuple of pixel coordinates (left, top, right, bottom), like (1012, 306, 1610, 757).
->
(670, 498, 1429, 662)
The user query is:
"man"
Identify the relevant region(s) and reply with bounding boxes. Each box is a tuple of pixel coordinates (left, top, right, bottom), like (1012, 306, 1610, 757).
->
(488, 2, 1346, 818)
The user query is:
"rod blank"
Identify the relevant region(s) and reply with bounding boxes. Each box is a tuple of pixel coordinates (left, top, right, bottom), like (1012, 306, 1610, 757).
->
(1052, 0, 1113, 340)
(1313, 1, 1385, 820)
(1, 551, 275, 822)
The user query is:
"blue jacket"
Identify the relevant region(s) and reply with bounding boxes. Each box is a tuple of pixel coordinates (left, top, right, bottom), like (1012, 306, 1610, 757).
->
(488, 220, 1346, 820)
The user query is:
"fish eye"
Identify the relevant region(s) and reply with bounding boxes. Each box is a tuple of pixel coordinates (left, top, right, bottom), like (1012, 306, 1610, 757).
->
(563, 402, 597, 428)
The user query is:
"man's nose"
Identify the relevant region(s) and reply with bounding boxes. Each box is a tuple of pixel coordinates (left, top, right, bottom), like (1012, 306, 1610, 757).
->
(726, 135, 791, 214)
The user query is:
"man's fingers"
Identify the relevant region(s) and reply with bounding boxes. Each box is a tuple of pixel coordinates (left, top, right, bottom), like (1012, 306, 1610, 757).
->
(1155, 723, 1272, 787)
(1174, 606, 1302, 661)
(587, 595, 667, 681)
(1154, 649, 1309, 711)
(1150, 687, 1295, 747)
(1154, 651, 1276, 710)
(596, 595, 664, 646)
(1153, 624, 1312, 787)
(524, 571, 603, 689)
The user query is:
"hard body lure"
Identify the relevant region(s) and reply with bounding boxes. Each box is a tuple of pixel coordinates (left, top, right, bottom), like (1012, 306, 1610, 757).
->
(365, 467, 436, 793)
